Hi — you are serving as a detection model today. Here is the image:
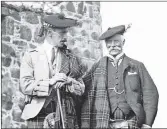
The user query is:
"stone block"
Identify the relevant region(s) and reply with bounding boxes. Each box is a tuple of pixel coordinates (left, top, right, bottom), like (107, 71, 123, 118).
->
(13, 59, 21, 67)
(2, 110, 7, 118)
(94, 48, 102, 60)
(78, 2, 84, 15)
(9, 9, 21, 21)
(12, 106, 22, 122)
(1, 17, 14, 35)
(29, 43, 37, 49)
(2, 43, 16, 57)
(2, 116, 12, 128)
(2, 36, 11, 42)
(1, 72, 10, 81)
(2, 93, 13, 110)
(2, 7, 9, 16)
(18, 97, 25, 111)
(6, 18, 14, 35)
(13, 40, 27, 48)
(25, 12, 39, 24)
(2, 56, 12, 67)
(60, 5, 65, 11)
(91, 32, 99, 41)
(20, 25, 32, 41)
(84, 6, 87, 14)
(81, 30, 88, 36)
(2, 67, 6, 77)
(1, 18, 6, 35)
(14, 23, 21, 38)
(89, 6, 93, 18)
(10, 68, 20, 79)
(66, 2, 76, 12)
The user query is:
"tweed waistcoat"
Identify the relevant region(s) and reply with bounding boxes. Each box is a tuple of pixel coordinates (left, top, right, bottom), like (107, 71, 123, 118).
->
(107, 58, 131, 115)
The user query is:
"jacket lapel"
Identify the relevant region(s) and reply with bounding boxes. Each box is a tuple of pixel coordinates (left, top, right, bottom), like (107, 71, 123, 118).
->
(35, 46, 50, 80)
(122, 55, 131, 73)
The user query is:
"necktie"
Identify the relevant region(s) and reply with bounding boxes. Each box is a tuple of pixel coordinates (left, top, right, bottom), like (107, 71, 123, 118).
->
(51, 47, 55, 65)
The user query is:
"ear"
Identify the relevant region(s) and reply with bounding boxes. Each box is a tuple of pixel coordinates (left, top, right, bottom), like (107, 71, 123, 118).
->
(122, 39, 125, 46)
(47, 29, 53, 37)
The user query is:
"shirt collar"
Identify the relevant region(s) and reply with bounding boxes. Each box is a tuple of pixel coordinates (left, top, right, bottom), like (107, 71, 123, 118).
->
(42, 40, 58, 62)
(42, 40, 55, 52)
(107, 52, 125, 61)
(107, 52, 125, 67)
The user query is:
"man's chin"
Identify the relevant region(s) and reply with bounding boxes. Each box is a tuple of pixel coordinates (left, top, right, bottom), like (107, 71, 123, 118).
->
(109, 51, 120, 56)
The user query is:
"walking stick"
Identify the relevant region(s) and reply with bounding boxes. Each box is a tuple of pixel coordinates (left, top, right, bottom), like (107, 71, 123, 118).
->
(57, 88, 65, 128)
(55, 48, 66, 128)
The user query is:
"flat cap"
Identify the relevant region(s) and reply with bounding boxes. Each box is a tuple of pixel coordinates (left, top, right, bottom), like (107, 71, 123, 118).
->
(99, 25, 125, 40)
(43, 13, 77, 28)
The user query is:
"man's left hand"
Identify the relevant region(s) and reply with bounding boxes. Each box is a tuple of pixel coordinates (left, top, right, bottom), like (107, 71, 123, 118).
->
(53, 80, 71, 90)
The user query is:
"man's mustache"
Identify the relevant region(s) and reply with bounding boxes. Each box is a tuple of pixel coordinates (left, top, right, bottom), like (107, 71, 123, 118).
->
(110, 46, 122, 51)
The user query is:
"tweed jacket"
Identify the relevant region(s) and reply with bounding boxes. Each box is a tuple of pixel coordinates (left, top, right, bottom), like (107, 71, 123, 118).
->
(20, 45, 85, 121)
(81, 55, 159, 128)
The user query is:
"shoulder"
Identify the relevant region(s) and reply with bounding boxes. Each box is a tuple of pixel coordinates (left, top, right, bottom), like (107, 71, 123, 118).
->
(87, 57, 105, 74)
(22, 47, 41, 61)
(126, 56, 143, 66)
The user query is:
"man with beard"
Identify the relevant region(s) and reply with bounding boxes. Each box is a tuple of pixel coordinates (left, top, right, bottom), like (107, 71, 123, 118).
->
(20, 13, 85, 128)
(81, 25, 159, 129)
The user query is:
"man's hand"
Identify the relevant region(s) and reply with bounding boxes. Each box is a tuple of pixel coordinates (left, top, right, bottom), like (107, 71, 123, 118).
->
(49, 73, 67, 86)
(53, 82, 67, 90)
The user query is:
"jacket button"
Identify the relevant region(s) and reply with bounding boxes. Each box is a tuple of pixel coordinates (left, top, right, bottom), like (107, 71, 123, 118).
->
(116, 70, 118, 73)
(116, 83, 118, 85)
(115, 77, 118, 79)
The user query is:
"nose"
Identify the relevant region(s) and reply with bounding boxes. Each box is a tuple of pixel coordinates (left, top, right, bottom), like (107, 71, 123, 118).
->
(111, 41, 116, 47)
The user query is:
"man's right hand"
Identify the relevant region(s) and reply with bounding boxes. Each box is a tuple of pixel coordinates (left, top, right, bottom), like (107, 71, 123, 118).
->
(49, 73, 67, 86)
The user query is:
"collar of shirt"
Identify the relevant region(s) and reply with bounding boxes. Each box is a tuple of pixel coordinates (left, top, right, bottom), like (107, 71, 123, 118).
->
(107, 52, 125, 67)
(42, 40, 58, 63)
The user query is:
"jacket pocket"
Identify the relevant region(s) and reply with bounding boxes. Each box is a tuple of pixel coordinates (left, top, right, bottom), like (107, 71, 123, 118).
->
(128, 74, 140, 92)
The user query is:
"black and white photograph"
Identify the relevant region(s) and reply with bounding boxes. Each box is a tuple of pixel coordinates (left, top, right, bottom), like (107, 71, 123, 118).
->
(1, 1, 167, 128)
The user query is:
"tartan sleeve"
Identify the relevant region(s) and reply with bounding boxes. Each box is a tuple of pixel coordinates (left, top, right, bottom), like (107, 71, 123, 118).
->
(82, 62, 99, 99)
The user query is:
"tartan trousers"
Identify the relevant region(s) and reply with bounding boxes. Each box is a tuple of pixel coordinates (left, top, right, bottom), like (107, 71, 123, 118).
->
(109, 107, 139, 129)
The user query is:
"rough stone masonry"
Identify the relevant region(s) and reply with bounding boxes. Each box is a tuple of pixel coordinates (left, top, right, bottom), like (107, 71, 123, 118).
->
(1, 1, 102, 128)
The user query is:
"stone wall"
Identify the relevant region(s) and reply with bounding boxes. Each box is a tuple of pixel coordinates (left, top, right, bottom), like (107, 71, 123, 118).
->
(1, 1, 102, 128)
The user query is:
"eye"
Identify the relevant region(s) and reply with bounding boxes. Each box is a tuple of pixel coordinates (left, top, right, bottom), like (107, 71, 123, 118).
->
(114, 40, 120, 43)
(106, 44, 111, 48)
